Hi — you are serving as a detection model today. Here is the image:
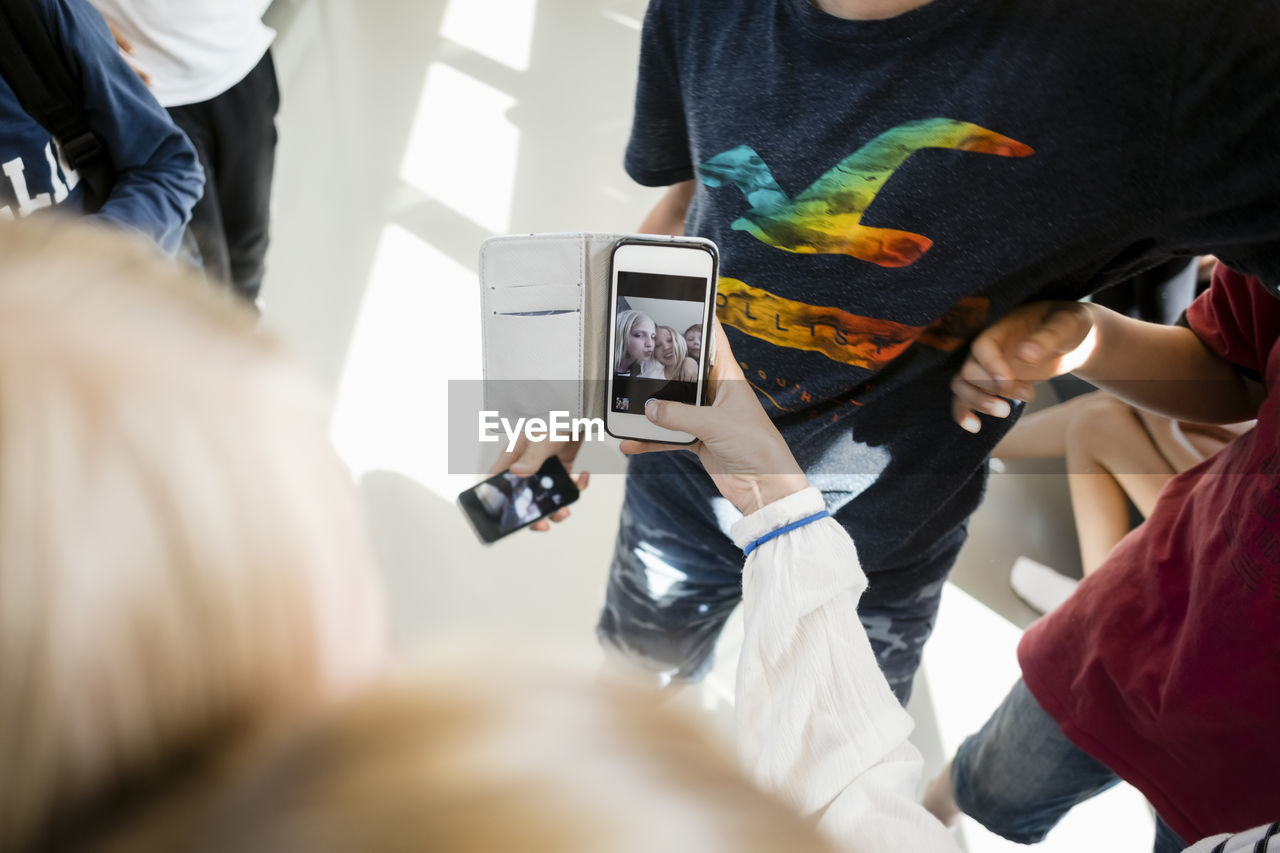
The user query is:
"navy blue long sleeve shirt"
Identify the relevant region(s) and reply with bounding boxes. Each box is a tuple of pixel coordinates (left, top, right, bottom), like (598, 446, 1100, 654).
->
(1, 0, 203, 253)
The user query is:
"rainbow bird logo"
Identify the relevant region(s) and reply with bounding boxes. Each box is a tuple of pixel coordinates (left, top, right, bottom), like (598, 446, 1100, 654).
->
(699, 118, 1033, 268)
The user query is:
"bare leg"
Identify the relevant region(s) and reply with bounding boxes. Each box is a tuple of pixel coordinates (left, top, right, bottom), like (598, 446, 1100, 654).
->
(1139, 409, 1252, 475)
(923, 760, 960, 826)
(993, 392, 1101, 460)
(1064, 395, 1174, 574)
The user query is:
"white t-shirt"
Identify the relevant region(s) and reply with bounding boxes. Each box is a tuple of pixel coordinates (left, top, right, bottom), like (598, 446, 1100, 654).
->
(87, 0, 275, 107)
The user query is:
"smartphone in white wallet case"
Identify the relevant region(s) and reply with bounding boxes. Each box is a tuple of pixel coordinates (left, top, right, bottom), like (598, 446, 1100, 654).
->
(605, 237, 718, 444)
(478, 233, 719, 434)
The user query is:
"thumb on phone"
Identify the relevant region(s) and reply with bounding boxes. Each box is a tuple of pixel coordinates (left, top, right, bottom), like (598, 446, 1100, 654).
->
(643, 397, 701, 435)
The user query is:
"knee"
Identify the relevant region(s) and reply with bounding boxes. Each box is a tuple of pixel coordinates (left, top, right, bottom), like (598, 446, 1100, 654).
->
(596, 633, 677, 688)
(1071, 393, 1135, 432)
(595, 608, 673, 677)
(951, 741, 1054, 844)
(1066, 394, 1140, 455)
(595, 594, 722, 683)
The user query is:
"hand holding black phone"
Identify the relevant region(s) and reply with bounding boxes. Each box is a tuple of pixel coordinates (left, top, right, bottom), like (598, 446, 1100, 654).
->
(457, 456, 581, 544)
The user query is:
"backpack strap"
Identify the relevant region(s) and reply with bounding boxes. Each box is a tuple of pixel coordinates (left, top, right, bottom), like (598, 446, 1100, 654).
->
(0, 0, 114, 211)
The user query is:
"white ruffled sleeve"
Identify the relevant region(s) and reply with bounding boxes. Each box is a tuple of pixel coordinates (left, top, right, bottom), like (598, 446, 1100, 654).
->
(732, 487, 959, 853)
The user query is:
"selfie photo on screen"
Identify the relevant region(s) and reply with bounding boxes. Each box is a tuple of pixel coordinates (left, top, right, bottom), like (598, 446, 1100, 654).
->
(611, 273, 707, 415)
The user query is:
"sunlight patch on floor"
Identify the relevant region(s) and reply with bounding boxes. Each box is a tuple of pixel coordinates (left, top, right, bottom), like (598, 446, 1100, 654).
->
(330, 222, 482, 503)
(399, 62, 519, 234)
(441, 0, 537, 72)
(922, 583, 1154, 852)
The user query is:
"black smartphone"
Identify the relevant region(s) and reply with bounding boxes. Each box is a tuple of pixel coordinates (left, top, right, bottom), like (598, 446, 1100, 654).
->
(606, 237, 719, 444)
(457, 456, 581, 544)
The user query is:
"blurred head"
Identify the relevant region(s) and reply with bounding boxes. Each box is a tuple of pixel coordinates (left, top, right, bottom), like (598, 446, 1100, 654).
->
(613, 310, 655, 373)
(199, 664, 836, 853)
(684, 325, 702, 362)
(0, 219, 387, 849)
(655, 325, 687, 372)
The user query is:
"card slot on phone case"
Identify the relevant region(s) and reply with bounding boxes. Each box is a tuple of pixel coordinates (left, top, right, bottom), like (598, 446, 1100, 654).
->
(494, 309, 577, 317)
(484, 309, 583, 419)
(480, 233, 718, 424)
(486, 282, 581, 315)
(481, 234, 583, 290)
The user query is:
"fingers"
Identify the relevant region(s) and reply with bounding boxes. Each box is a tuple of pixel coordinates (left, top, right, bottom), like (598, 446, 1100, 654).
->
(619, 437, 696, 456)
(1014, 313, 1081, 364)
(951, 300, 1089, 435)
(950, 375, 1007, 418)
(967, 334, 1031, 401)
(954, 354, 1031, 402)
(952, 395, 983, 434)
(1007, 303, 1094, 373)
(482, 426, 586, 537)
(530, 507, 569, 532)
(486, 436, 526, 476)
(103, 20, 152, 85)
(951, 365, 1015, 413)
(106, 20, 133, 52)
(642, 397, 708, 439)
(528, 471, 588, 533)
(616, 399, 709, 455)
(950, 357, 1037, 433)
(508, 439, 559, 477)
(706, 321, 745, 387)
(487, 434, 580, 478)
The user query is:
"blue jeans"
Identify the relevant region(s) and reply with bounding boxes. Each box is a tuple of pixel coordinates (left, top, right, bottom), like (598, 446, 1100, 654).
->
(596, 450, 948, 704)
(953, 679, 1185, 852)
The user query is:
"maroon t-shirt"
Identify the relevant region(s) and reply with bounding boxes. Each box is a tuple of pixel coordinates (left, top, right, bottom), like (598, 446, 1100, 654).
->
(1019, 266, 1280, 843)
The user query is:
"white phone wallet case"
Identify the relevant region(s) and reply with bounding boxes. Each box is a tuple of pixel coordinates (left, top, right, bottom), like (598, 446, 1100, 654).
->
(479, 232, 717, 423)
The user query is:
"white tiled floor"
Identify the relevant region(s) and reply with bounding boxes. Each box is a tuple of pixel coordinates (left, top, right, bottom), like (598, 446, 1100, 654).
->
(260, 2, 1155, 849)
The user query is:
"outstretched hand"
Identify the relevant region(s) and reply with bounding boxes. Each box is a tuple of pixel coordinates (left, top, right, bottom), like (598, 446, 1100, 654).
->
(486, 435, 587, 532)
(950, 300, 1097, 433)
(620, 322, 809, 515)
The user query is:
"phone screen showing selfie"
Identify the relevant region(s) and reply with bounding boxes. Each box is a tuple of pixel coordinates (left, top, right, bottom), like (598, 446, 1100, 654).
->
(457, 456, 580, 544)
(611, 271, 709, 413)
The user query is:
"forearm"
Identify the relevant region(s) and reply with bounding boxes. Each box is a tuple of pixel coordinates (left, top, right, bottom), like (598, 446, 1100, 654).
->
(91, 148, 203, 253)
(637, 179, 695, 236)
(734, 489, 957, 852)
(1075, 303, 1259, 423)
(63, 0, 203, 252)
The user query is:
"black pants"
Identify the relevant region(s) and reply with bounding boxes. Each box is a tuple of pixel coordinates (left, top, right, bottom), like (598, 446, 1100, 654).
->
(168, 50, 279, 303)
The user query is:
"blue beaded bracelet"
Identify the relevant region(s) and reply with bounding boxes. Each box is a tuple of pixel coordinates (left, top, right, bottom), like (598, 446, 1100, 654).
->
(742, 510, 830, 556)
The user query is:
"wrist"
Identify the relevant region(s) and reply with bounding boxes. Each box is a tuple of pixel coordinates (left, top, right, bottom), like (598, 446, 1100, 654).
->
(730, 486, 828, 551)
(1068, 303, 1109, 380)
(744, 472, 810, 515)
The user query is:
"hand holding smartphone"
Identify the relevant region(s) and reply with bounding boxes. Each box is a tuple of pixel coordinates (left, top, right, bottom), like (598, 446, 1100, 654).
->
(457, 456, 581, 544)
(607, 238, 719, 443)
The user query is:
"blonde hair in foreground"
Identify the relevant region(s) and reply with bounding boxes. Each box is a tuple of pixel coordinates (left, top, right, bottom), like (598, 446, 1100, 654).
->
(198, 663, 836, 853)
(0, 219, 386, 849)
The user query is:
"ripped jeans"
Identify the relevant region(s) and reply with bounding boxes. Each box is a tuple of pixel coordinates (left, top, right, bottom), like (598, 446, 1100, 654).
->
(596, 450, 954, 704)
